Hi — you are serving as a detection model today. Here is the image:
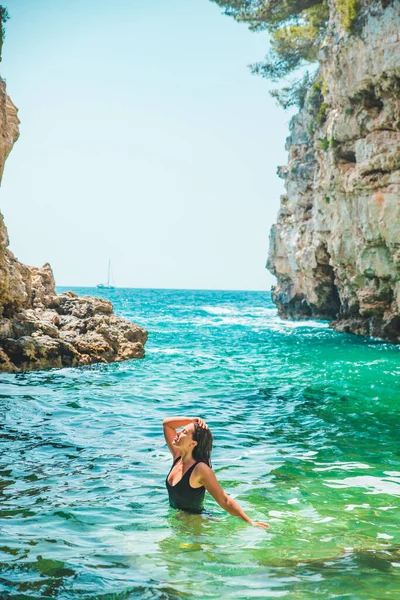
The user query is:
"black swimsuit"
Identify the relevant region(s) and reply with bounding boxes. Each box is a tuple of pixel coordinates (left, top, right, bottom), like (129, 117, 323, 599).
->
(166, 456, 205, 513)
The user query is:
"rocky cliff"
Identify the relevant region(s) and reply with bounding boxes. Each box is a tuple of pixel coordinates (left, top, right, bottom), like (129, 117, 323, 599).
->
(267, 0, 400, 343)
(0, 77, 147, 371)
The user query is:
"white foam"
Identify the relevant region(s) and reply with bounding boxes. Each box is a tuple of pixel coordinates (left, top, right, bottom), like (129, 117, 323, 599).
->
(268, 317, 330, 331)
(200, 305, 236, 315)
(193, 316, 252, 327)
(324, 475, 400, 495)
(200, 305, 277, 319)
(314, 462, 372, 472)
(147, 348, 182, 355)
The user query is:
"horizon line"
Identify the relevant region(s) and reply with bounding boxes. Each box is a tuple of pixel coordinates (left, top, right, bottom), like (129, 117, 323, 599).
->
(55, 285, 273, 294)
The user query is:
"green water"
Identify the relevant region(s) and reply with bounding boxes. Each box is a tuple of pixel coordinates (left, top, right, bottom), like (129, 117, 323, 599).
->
(0, 288, 399, 599)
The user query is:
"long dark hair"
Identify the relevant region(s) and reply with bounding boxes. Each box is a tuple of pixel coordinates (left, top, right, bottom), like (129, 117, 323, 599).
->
(192, 423, 213, 468)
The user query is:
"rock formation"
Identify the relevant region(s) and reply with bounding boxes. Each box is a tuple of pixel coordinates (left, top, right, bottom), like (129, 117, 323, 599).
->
(267, 0, 400, 343)
(0, 77, 147, 372)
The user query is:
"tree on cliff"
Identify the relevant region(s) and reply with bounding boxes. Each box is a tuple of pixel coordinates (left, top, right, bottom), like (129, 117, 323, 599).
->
(210, 0, 329, 108)
(0, 5, 9, 62)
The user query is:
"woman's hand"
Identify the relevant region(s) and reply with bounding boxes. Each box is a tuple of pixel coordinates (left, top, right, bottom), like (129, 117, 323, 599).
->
(251, 521, 270, 529)
(163, 417, 194, 456)
(193, 417, 208, 429)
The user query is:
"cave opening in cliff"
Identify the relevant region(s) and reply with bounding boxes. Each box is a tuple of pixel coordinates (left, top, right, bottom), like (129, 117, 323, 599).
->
(337, 150, 356, 164)
(314, 246, 341, 319)
(351, 85, 384, 116)
(362, 91, 384, 112)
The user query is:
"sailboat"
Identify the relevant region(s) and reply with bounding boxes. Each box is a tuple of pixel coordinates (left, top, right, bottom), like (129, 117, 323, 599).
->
(97, 259, 115, 290)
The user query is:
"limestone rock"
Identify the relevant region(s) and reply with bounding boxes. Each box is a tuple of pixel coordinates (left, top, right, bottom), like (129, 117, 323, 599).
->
(267, 0, 400, 343)
(0, 78, 147, 371)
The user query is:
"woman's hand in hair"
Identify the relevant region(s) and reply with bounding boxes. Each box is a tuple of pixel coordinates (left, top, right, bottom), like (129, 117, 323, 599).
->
(193, 417, 208, 429)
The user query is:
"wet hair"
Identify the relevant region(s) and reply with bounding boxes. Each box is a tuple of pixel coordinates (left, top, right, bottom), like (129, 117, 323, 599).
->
(192, 422, 213, 468)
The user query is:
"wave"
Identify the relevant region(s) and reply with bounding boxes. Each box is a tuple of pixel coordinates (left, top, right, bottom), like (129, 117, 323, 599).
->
(147, 348, 182, 355)
(200, 305, 237, 315)
(324, 475, 400, 495)
(200, 305, 277, 318)
(270, 318, 329, 329)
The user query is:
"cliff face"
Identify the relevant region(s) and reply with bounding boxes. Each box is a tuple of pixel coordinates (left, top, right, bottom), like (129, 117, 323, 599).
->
(0, 77, 147, 371)
(267, 0, 400, 343)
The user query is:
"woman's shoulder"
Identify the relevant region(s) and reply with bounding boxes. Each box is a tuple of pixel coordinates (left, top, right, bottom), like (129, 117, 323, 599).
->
(192, 462, 214, 487)
(193, 461, 212, 476)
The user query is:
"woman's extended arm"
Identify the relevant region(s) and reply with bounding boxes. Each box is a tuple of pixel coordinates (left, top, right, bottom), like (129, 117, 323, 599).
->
(162, 416, 207, 456)
(196, 463, 269, 529)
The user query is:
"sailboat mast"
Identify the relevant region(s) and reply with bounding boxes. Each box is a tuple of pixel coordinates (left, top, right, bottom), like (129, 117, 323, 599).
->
(107, 259, 111, 286)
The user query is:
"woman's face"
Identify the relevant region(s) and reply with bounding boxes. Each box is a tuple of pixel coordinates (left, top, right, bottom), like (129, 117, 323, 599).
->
(172, 423, 197, 451)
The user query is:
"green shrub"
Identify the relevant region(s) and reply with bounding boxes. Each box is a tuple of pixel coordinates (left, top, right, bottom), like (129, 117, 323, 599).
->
(337, 0, 359, 30)
(307, 80, 328, 123)
(308, 80, 322, 109)
(0, 5, 9, 62)
(316, 101, 328, 124)
(319, 137, 329, 151)
(212, 0, 330, 109)
(269, 70, 316, 109)
(211, 0, 358, 110)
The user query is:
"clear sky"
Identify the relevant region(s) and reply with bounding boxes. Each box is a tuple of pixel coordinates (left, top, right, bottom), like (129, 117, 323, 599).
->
(0, 0, 297, 290)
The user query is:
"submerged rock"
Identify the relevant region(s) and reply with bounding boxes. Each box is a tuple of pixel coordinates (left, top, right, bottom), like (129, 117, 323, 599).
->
(0, 78, 147, 372)
(267, 0, 400, 343)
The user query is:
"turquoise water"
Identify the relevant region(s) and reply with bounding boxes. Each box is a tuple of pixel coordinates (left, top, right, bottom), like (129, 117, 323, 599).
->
(1, 287, 400, 600)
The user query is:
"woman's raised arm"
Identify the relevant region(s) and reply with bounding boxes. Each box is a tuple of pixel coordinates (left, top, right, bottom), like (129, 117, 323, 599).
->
(162, 416, 204, 456)
(196, 463, 269, 529)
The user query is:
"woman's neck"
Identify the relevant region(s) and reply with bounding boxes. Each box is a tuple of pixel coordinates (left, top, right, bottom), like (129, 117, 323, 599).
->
(179, 449, 195, 465)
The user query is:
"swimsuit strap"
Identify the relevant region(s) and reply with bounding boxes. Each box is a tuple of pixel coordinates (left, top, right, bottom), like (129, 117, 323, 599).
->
(183, 461, 198, 478)
(167, 456, 201, 483)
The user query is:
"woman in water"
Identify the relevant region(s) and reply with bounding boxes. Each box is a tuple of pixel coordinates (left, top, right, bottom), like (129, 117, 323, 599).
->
(163, 416, 269, 529)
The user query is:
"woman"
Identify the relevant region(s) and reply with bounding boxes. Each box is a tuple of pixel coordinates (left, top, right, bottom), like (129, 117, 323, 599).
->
(163, 416, 269, 529)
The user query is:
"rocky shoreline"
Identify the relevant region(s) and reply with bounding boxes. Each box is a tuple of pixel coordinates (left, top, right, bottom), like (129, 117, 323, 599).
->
(0, 78, 147, 372)
(267, 0, 400, 343)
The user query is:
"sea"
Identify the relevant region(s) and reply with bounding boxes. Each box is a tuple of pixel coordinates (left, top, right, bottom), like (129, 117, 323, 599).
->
(0, 287, 399, 599)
